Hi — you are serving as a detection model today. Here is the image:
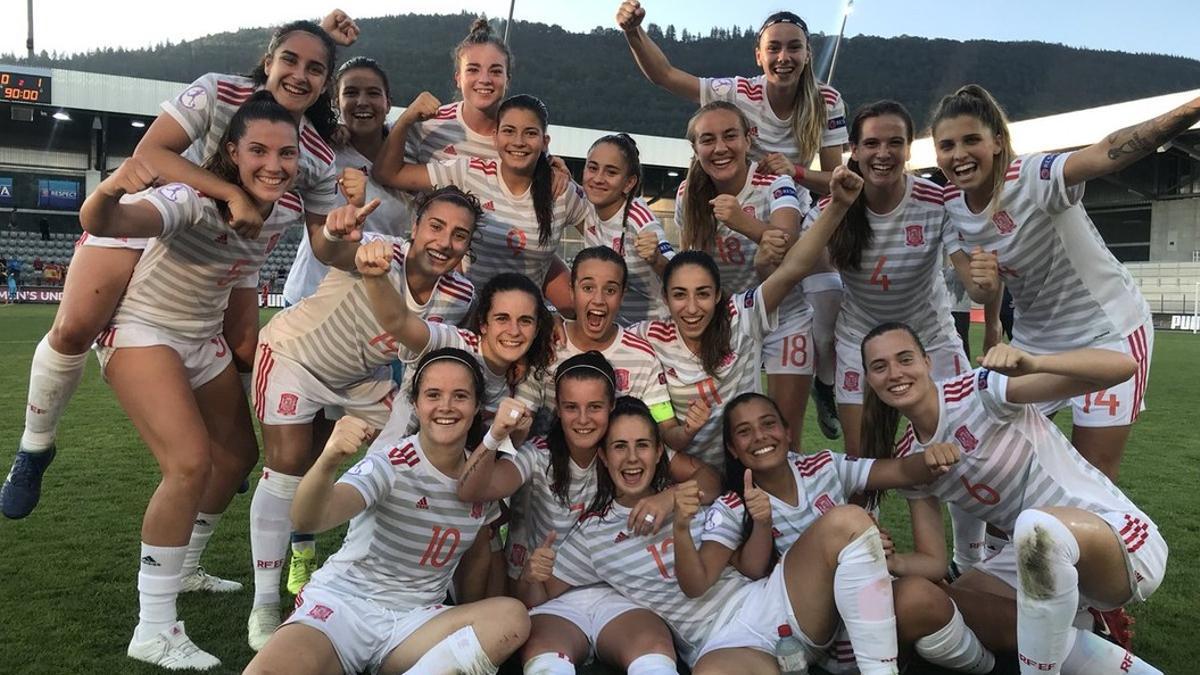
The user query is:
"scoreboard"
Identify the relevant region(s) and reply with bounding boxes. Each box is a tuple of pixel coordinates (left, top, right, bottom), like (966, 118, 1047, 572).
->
(1, 69, 51, 104)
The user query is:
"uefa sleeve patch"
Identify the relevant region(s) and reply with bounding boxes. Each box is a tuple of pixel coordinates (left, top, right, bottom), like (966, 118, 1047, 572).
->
(977, 369, 990, 390)
(743, 288, 757, 308)
(827, 116, 847, 130)
(773, 186, 798, 200)
(1039, 153, 1060, 180)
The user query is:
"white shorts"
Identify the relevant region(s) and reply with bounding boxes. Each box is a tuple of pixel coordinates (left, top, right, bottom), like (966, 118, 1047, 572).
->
(530, 586, 643, 662)
(977, 509, 1166, 611)
(76, 233, 258, 289)
(94, 323, 231, 389)
(835, 335, 969, 405)
(800, 272, 844, 295)
(763, 310, 815, 376)
(1025, 321, 1154, 428)
(252, 342, 397, 428)
(285, 584, 451, 674)
(695, 556, 834, 669)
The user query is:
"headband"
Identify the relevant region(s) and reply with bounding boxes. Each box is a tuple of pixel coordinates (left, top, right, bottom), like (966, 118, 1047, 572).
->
(758, 14, 809, 37)
(413, 353, 479, 389)
(555, 363, 616, 389)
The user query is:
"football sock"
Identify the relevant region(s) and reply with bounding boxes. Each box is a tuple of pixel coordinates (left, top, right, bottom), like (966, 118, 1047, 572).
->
(949, 503, 986, 570)
(626, 653, 677, 674)
(1062, 628, 1161, 675)
(1015, 509, 1078, 675)
(181, 512, 221, 577)
(915, 604, 995, 674)
(251, 469, 301, 607)
(21, 335, 89, 451)
(833, 526, 899, 675)
(408, 626, 497, 675)
(523, 652, 575, 675)
(134, 543, 186, 642)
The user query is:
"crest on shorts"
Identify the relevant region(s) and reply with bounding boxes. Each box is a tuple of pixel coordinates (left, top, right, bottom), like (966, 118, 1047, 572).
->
(813, 493, 835, 514)
(306, 604, 334, 622)
(277, 393, 298, 416)
(615, 368, 630, 392)
(742, 205, 756, 218)
(843, 371, 860, 392)
(954, 425, 979, 452)
(471, 502, 484, 519)
(992, 210, 1016, 235)
(510, 544, 527, 567)
(905, 224, 926, 247)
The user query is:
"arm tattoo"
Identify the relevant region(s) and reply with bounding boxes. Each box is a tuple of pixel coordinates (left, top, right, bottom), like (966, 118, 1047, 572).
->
(1106, 102, 1200, 161)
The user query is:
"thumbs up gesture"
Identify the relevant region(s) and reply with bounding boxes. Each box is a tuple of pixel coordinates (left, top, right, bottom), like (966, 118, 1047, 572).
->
(522, 530, 558, 583)
(743, 469, 773, 526)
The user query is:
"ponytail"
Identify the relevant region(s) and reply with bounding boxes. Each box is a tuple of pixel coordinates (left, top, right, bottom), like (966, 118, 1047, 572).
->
(589, 133, 644, 245)
(498, 94, 554, 245)
(930, 84, 1015, 216)
(682, 101, 752, 254)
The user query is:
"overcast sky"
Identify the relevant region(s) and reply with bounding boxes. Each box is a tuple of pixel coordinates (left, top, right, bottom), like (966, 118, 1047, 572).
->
(2, 1, 1197, 61)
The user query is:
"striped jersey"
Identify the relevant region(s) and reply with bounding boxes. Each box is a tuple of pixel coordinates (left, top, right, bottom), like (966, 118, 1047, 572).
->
(261, 237, 474, 389)
(703, 450, 875, 554)
(809, 175, 960, 349)
(282, 143, 417, 304)
(553, 502, 754, 664)
(405, 101, 500, 164)
(674, 163, 810, 325)
(541, 324, 672, 414)
(943, 153, 1150, 351)
(313, 433, 500, 609)
(699, 75, 849, 165)
(161, 73, 340, 216)
(896, 368, 1156, 537)
(427, 158, 589, 289)
(112, 184, 303, 340)
(581, 197, 674, 325)
(630, 287, 777, 468)
(501, 436, 598, 575)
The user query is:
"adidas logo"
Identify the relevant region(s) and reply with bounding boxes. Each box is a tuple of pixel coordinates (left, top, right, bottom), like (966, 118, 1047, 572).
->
(482, 200, 495, 211)
(443, 145, 457, 155)
(416, 497, 429, 510)
(215, 233, 228, 245)
(141, 555, 161, 567)
(195, 519, 210, 526)
(614, 531, 628, 543)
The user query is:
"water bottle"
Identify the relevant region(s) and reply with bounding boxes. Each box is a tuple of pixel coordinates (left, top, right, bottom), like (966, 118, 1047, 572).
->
(776, 623, 808, 674)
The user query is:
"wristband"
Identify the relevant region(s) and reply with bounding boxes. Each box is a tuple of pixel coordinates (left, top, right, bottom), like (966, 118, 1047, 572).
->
(322, 224, 343, 242)
(793, 166, 806, 182)
(483, 429, 516, 455)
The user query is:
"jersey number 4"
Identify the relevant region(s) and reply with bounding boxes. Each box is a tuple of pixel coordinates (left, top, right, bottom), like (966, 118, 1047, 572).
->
(869, 256, 891, 291)
(419, 526, 461, 568)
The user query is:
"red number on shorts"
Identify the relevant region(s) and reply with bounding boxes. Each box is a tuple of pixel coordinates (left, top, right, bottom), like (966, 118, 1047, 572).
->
(869, 256, 890, 291)
(646, 538, 674, 579)
(506, 228, 527, 256)
(960, 477, 1000, 506)
(1083, 389, 1120, 416)
(209, 337, 227, 358)
(418, 526, 461, 568)
(218, 258, 252, 288)
(716, 237, 745, 265)
(781, 334, 809, 368)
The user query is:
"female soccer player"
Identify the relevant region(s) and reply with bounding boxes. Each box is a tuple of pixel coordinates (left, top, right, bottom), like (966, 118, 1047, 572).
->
(617, 2, 850, 438)
(245, 348, 530, 675)
(246, 186, 481, 650)
(522, 397, 898, 674)
(580, 133, 674, 326)
(674, 100, 814, 449)
(355, 237, 554, 430)
(4, 15, 351, 520)
(282, 56, 415, 305)
(860, 323, 1167, 675)
(80, 93, 305, 669)
(634, 165, 862, 469)
(374, 93, 588, 292)
(457, 352, 717, 674)
(932, 85, 1200, 480)
(708, 392, 994, 673)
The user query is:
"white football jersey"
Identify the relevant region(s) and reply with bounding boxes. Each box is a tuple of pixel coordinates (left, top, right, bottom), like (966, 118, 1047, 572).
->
(943, 153, 1150, 351)
(162, 73, 340, 216)
(405, 101, 500, 164)
(112, 184, 303, 341)
(314, 433, 500, 610)
(262, 237, 473, 389)
(699, 75, 849, 165)
(630, 287, 777, 468)
(282, 143, 416, 304)
(581, 197, 674, 325)
(541, 324, 672, 415)
(427, 158, 589, 289)
(896, 369, 1156, 537)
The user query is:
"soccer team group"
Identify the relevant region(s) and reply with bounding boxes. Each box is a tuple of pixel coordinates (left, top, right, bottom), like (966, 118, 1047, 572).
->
(3, 3, 1197, 674)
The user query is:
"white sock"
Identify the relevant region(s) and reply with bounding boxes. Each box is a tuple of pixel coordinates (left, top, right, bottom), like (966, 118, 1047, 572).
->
(523, 652, 575, 674)
(181, 512, 222, 576)
(1015, 509, 1079, 675)
(985, 531, 1009, 562)
(407, 626, 497, 675)
(292, 536, 315, 555)
(807, 286, 841, 385)
(1062, 628, 1161, 675)
(948, 504, 987, 570)
(250, 469, 300, 608)
(240, 371, 252, 399)
(21, 336, 89, 451)
(134, 543, 186, 642)
(833, 526, 899, 675)
(626, 653, 677, 674)
(915, 604, 995, 674)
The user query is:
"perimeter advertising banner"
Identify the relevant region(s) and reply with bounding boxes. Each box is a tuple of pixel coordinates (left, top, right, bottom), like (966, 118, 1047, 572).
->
(36, 179, 81, 210)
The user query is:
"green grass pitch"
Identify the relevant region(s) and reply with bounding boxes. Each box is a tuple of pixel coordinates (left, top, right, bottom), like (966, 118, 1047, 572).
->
(0, 304, 1195, 673)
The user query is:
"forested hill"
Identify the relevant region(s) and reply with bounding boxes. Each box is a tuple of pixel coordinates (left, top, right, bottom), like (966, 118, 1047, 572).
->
(7, 12, 1200, 136)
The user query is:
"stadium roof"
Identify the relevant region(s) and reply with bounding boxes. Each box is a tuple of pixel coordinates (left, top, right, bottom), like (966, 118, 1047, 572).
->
(6, 65, 1199, 173)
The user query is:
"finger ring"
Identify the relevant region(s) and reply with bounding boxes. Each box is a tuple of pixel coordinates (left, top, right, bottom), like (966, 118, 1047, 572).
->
(643, 514, 655, 524)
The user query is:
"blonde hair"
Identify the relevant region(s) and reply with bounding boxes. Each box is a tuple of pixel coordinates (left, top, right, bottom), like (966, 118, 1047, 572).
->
(682, 101, 752, 254)
(931, 84, 1016, 216)
(756, 13, 826, 164)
